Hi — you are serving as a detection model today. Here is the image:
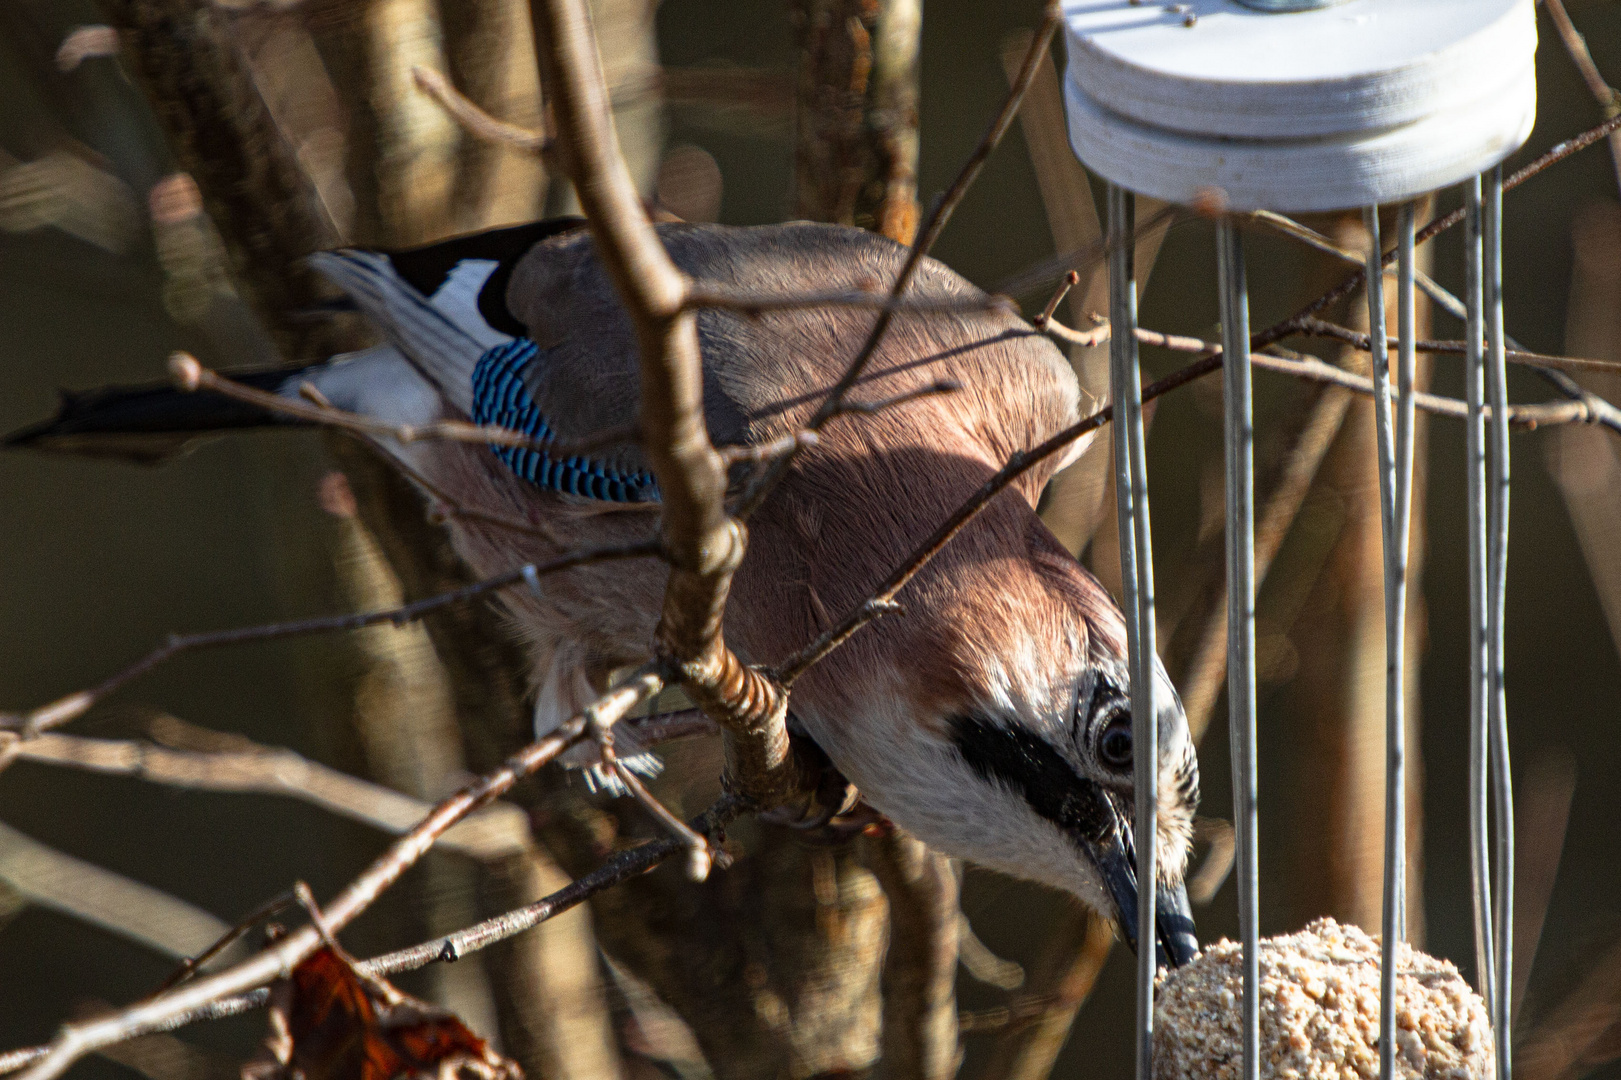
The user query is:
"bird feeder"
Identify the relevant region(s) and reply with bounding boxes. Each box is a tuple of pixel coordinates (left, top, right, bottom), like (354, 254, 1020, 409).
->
(1059, 1, 1535, 1077)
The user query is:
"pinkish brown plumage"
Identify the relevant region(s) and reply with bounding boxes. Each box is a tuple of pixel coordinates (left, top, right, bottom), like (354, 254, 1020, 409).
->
(9, 218, 1201, 966)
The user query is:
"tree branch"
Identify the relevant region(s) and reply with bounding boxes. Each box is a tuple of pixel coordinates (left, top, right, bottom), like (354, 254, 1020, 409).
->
(733, 1, 1063, 519)
(528, 0, 797, 806)
(7, 731, 535, 862)
(1, 548, 658, 738)
(5, 674, 661, 1080)
(0, 792, 746, 1079)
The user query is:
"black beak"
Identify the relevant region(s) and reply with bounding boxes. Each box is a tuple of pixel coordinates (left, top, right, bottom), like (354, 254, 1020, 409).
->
(1085, 829, 1199, 969)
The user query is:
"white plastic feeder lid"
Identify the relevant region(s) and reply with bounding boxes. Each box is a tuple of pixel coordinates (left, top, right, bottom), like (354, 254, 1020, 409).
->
(1062, 0, 1538, 212)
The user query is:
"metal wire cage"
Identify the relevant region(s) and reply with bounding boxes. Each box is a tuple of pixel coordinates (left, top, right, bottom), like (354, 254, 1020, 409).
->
(1059, 2, 1537, 1078)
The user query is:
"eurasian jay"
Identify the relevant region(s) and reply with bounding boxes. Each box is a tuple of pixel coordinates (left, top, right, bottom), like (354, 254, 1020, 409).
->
(9, 217, 1201, 966)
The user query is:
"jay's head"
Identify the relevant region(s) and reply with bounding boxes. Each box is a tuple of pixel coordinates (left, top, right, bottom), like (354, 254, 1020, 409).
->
(943, 549, 1201, 967)
(779, 490, 1201, 968)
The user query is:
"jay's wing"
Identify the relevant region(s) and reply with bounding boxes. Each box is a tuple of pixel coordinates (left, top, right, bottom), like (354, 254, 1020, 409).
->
(502, 221, 1091, 509)
(10, 219, 1087, 510)
(310, 218, 660, 504)
(310, 219, 1089, 509)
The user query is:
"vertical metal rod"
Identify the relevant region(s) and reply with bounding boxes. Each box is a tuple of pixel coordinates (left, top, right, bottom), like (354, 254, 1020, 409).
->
(1366, 202, 1412, 1080)
(1217, 219, 1260, 1080)
(1465, 176, 1498, 1012)
(1484, 164, 1515, 1080)
(1393, 203, 1417, 938)
(1109, 182, 1157, 1080)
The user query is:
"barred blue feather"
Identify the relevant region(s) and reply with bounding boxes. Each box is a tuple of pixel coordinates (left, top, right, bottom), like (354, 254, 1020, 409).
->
(471, 338, 660, 502)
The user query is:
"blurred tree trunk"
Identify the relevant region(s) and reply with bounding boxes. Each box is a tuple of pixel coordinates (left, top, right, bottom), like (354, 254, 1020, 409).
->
(790, 0, 920, 243)
(1287, 206, 1430, 942)
(1548, 201, 1621, 660)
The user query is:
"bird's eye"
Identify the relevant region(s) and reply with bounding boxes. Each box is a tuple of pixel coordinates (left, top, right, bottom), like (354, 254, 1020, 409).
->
(1097, 719, 1133, 769)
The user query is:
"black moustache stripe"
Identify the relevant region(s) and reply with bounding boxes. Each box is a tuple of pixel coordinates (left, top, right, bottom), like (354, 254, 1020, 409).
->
(948, 715, 1117, 845)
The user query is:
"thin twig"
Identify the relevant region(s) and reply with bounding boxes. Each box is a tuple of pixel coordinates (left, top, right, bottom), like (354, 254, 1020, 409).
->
(624, 707, 719, 744)
(684, 284, 1014, 317)
(1542, 0, 1621, 200)
(1278, 112, 1621, 341)
(1053, 314, 1621, 378)
(993, 203, 1180, 302)
(1249, 207, 1621, 434)
(1039, 317, 1109, 348)
(609, 760, 718, 881)
(718, 431, 819, 467)
(1289, 317, 1621, 376)
(830, 379, 963, 417)
(733, 1, 1063, 520)
(8, 732, 536, 862)
(378, 429, 630, 542)
(6, 674, 663, 1080)
(0, 794, 747, 1079)
(1034, 270, 1079, 330)
(775, 335, 1604, 683)
(170, 353, 557, 453)
(1, 545, 659, 737)
(364, 793, 745, 976)
(1131, 326, 1604, 428)
(411, 66, 550, 153)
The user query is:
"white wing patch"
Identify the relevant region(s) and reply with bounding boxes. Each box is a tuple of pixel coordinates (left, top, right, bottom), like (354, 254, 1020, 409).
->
(307, 251, 512, 417)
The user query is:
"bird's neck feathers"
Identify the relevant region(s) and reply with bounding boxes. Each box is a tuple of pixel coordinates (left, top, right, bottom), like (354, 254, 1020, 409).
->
(779, 497, 1114, 737)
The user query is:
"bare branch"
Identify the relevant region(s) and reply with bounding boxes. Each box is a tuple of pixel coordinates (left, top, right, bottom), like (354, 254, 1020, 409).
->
(1248, 205, 1621, 434)
(1039, 317, 1109, 348)
(1278, 112, 1621, 338)
(733, 1, 1064, 519)
(170, 352, 559, 453)
(530, 0, 796, 805)
(683, 284, 1013, 317)
(0, 794, 747, 1080)
(775, 332, 1609, 683)
(411, 66, 550, 154)
(1288, 316, 1621, 376)
(1542, 0, 1621, 200)
(1, 547, 658, 738)
(718, 431, 820, 467)
(6, 674, 662, 1080)
(1033, 270, 1078, 330)
(7, 731, 535, 862)
(623, 707, 720, 745)
(608, 760, 720, 881)
(0, 821, 231, 962)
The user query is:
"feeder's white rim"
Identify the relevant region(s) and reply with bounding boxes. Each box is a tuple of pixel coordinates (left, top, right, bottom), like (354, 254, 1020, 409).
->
(1063, 60, 1536, 211)
(1062, 0, 1535, 140)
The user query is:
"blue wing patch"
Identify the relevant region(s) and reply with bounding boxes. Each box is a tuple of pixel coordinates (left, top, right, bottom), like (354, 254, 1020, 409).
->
(471, 338, 660, 503)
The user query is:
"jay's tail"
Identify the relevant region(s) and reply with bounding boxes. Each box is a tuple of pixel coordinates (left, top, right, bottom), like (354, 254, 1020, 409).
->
(4, 365, 322, 463)
(7, 217, 587, 462)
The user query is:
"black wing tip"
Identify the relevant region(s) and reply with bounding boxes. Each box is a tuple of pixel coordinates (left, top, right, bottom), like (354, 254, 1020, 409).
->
(4, 367, 318, 463)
